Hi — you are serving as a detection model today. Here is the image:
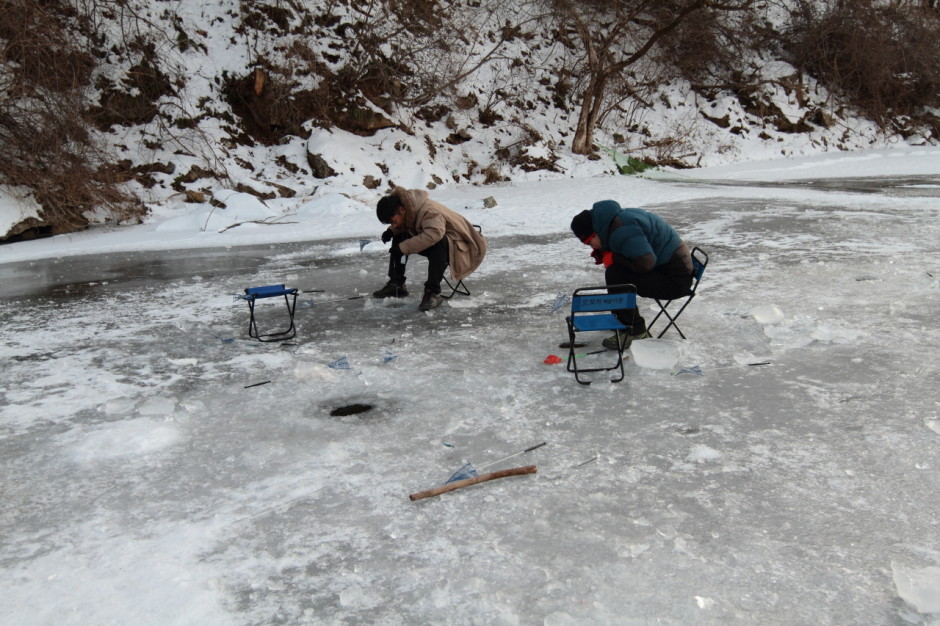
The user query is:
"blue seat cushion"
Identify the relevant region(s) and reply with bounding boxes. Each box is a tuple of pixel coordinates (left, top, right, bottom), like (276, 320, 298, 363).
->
(245, 284, 297, 298)
(568, 313, 627, 333)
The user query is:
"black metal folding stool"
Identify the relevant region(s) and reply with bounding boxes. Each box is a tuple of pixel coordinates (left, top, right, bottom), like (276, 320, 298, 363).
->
(646, 246, 708, 339)
(440, 224, 483, 300)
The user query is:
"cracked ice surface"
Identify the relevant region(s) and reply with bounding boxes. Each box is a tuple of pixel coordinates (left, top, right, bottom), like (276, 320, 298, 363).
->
(2, 166, 940, 624)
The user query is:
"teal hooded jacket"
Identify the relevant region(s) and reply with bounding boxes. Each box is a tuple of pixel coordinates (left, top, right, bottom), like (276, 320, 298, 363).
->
(590, 200, 681, 267)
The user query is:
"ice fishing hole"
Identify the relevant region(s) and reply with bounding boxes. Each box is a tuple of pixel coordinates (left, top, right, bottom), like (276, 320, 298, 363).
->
(330, 403, 374, 417)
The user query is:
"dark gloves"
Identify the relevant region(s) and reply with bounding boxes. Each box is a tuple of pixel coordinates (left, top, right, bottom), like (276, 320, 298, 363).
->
(381, 228, 393, 244)
(591, 250, 614, 267)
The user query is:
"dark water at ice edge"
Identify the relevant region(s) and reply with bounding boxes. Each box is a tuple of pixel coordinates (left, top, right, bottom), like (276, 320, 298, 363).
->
(1, 174, 937, 302)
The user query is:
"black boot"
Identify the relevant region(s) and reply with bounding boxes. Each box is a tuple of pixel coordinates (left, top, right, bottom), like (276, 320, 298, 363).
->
(418, 289, 443, 311)
(373, 281, 408, 298)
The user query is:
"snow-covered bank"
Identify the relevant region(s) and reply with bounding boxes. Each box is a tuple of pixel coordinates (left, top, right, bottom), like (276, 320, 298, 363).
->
(690, 145, 940, 180)
(3, 146, 938, 265)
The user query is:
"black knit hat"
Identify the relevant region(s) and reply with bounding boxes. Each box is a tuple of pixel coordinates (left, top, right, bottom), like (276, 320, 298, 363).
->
(570, 210, 593, 242)
(376, 194, 403, 223)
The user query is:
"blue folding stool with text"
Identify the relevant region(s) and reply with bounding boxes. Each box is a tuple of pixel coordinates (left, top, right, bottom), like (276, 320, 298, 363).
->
(242, 284, 298, 342)
(647, 246, 708, 339)
(565, 284, 637, 385)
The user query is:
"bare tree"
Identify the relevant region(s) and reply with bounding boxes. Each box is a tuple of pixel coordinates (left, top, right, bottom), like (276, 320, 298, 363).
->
(547, 0, 756, 154)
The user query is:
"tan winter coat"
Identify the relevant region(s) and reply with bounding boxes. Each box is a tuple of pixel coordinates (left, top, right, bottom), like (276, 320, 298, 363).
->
(392, 187, 487, 281)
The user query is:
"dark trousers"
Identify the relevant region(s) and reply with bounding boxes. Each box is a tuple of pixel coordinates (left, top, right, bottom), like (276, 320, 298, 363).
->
(605, 252, 693, 332)
(388, 233, 449, 294)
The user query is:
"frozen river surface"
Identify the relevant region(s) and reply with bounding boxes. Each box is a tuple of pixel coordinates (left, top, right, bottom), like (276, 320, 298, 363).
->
(2, 177, 940, 624)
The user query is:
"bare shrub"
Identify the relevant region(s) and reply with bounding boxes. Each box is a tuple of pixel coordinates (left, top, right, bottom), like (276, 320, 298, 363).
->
(655, 2, 771, 92)
(226, 2, 402, 144)
(785, 0, 940, 121)
(225, 0, 515, 145)
(0, 0, 139, 236)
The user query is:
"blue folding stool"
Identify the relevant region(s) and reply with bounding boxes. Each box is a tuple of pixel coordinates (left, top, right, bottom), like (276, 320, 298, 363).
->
(647, 246, 708, 339)
(565, 284, 637, 385)
(242, 284, 299, 342)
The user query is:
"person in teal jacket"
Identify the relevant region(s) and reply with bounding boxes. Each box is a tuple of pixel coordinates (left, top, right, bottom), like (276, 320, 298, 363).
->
(570, 200, 694, 349)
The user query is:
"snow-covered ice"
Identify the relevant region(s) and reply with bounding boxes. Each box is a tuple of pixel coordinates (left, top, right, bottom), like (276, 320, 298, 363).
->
(752, 304, 786, 325)
(2, 149, 940, 624)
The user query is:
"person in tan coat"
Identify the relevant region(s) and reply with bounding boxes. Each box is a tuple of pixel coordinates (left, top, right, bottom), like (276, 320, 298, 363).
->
(373, 187, 487, 311)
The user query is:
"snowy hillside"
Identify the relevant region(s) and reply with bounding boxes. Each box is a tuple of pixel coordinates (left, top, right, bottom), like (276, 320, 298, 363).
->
(1, 0, 936, 243)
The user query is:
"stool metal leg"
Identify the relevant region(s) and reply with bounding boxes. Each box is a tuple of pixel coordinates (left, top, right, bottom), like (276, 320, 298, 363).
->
(441, 277, 470, 300)
(246, 292, 298, 342)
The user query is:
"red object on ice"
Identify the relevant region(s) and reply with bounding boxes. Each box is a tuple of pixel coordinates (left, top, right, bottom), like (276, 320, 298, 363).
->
(544, 355, 562, 364)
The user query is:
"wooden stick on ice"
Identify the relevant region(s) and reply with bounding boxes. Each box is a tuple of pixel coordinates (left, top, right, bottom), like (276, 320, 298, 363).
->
(409, 465, 537, 502)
